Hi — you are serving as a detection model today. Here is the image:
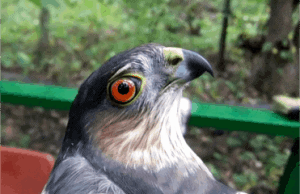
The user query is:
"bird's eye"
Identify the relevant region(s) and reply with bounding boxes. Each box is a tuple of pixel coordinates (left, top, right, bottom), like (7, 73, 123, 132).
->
(108, 74, 145, 105)
(110, 78, 137, 103)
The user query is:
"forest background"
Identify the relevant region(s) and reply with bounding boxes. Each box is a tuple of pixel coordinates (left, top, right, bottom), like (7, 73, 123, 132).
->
(2, 0, 299, 193)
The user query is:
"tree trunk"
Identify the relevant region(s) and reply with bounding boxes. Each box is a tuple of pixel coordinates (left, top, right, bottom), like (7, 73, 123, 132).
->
(266, 0, 293, 43)
(35, 7, 50, 66)
(293, 19, 300, 97)
(250, 0, 297, 100)
(217, 0, 231, 74)
(293, 21, 299, 48)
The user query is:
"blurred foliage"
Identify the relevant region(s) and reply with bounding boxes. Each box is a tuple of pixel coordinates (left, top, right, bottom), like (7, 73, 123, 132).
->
(1, 0, 297, 192)
(2, 0, 272, 75)
(188, 126, 292, 192)
(1, 113, 31, 148)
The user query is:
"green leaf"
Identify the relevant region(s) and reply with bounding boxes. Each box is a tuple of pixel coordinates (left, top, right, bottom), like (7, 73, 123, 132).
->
(227, 137, 243, 147)
(262, 42, 272, 52)
(225, 81, 236, 92)
(190, 127, 202, 136)
(247, 170, 259, 183)
(17, 52, 33, 68)
(63, 0, 78, 7)
(282, 39, 288, 47)
(240, 151, 256, 160)
(27, 0, 42, 8)
(206, 163, 221, 179)
(8, 142, 18, 147)
(276, 68, 284, 76)
(84, 0, 95, 9)
(233, 174, 248, 186)
(42, 0, 60, 8)
(105, 51, 116, 61)
(258, 151, 268, 161)
(2, 52, 14, 68)
(78, 10, 92, 18)
(274, 136, 286, 144)
(71, 60, 81, 71)
(280, 50, 293, 61)
(19, 134, 31, 148)
(213, 152, 222, 160)
(1, 113, 5, 121)
(271, 153, 288, 167)
(250, 135, 267, 150)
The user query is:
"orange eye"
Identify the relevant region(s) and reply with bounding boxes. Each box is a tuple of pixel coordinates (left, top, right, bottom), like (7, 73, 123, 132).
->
(111, 79, 136, 103)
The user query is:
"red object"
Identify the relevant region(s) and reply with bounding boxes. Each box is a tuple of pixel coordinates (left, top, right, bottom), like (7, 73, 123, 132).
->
(1, 146, 55, 194)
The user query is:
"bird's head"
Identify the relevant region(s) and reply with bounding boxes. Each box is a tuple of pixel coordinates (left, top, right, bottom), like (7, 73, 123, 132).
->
(63, 43, 213, 173)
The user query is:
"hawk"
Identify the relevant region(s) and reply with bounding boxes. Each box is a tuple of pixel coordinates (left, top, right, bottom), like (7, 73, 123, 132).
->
(42, 44, 247, 194)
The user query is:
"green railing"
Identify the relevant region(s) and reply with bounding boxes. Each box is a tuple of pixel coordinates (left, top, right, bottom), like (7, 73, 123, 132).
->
(1, 80, 299, 193)
(1, 81, 299, 137)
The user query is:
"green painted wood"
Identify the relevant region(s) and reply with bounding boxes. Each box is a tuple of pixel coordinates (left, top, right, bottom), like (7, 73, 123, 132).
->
(1, 81, 299, 138)
(0, 81, 77, 110)
(277, 138, 299, 194)
(1, 80, 299, 192)
(189, 103, 300, 138)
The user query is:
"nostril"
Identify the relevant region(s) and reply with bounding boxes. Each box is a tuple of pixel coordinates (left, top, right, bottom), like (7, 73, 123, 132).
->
(169, 57, 183, 66)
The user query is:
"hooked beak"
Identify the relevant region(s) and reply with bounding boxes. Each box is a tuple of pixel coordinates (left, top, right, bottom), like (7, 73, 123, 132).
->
(163, 47, 213, 83)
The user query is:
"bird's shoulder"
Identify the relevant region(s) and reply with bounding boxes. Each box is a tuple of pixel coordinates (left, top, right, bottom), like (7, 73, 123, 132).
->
(43, 154, 125, 194)
(43, 153, 243, 194)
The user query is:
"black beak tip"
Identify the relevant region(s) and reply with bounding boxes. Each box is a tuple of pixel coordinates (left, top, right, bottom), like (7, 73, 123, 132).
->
(182, 49, 214, 78)
(200, 56, 214, 78)
(197, 64, 214, 79)
(207, 66, 214, 77)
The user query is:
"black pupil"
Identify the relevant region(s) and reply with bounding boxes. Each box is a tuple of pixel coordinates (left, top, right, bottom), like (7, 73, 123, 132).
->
(118, 82, 129, 94)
